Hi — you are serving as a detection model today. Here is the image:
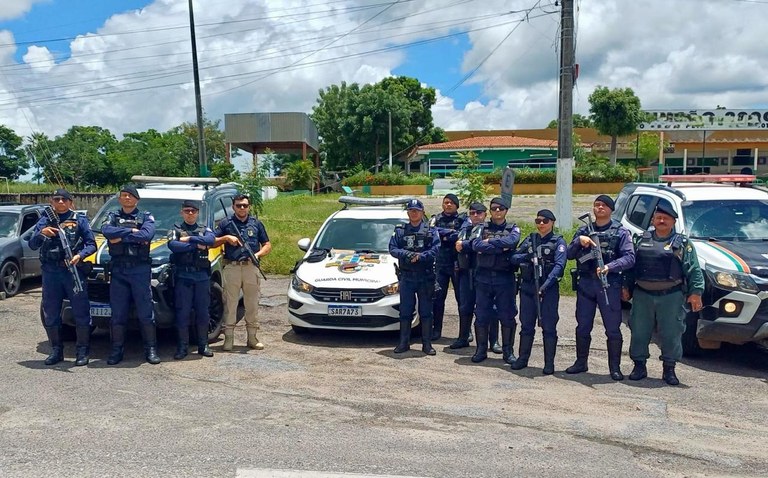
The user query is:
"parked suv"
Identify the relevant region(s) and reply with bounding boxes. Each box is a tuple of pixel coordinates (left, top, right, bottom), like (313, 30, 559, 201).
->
(613, 175, 768, 355)
(0, 204, 44, 297)
(60, 176, 240, 341)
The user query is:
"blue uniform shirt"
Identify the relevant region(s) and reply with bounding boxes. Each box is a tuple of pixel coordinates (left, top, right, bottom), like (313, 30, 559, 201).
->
(214, 215, 269, 262)
(29, 210, 96, 270)
(388, 221, 440, 276)
(168, 222, 215, 280)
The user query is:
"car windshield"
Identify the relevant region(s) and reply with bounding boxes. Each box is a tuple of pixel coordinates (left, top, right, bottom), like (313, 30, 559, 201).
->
(92, 198, 207, 235)
(0, 213, 18, 238)
(314, 217, 406, 253)
(685, 199, 768, 240)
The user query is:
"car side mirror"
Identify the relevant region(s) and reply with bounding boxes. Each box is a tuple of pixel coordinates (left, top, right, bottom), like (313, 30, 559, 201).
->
(21, 230, 33, 241)
(297, 238, 311, 252)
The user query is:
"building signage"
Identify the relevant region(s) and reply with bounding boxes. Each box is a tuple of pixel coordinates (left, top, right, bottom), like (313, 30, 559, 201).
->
(639, 109, 768, 131)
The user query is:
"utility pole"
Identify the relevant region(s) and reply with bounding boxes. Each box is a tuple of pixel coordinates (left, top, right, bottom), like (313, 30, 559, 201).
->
(188, 0, 208, 177)
(555, 0, 575, 230)
(388, 111, 393, 169)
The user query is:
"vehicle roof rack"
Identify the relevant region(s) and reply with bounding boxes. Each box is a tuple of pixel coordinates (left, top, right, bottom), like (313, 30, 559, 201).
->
(131, 175, 220, 190)
(338, 196, 414, 209)
(659, 174, 756, 187)
(628, 182, 686, 200)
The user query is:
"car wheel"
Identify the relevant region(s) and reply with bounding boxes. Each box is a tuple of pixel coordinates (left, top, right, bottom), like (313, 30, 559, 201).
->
(291, 325, 309, 335)
(0, 260, 21, 297)
(206, 281, 225, 342)
(681, 310, 703, 357)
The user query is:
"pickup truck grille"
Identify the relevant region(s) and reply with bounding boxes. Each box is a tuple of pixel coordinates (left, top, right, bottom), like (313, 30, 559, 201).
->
(310, 287, 384, 303)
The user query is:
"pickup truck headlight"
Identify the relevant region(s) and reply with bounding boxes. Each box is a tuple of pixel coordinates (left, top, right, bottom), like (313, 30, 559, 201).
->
(291, 276, 314, 294)
(380, 282, 399, 296)
(707, 266, 759, 293)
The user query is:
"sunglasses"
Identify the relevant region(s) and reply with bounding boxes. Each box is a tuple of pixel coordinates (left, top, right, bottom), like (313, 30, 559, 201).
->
(490, 206, 506, 212)
(234, 204, 250, 209)
(182, 208, 198, 214)
(51, 197, 69, 203)
(469, 211, 485, 215)
(534, 218, 552, 225)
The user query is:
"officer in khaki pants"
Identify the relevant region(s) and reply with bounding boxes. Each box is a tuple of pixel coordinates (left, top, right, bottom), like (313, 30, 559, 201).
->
(213, 194, 271, 351)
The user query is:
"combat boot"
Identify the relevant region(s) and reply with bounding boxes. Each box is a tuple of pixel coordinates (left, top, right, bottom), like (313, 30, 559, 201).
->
(222, 327, 234, 351)
(431, 314, 443, 341)
(44, 326, 64, 366)
(489, 317, 502, 354)
(246, 326, 264, 350)
(394, 319, 411, 354)
(607, 338, 625, 381)
(510, 334, 534, 370)
(141, 323, 161, 365)
(420, 317, 436, 356)
(629, 360, 647, 380)
(471, 324, 489, 363)
(107, 325, 125, 365)
(565, 335, 591, 374)
(662, 361, 679, 386)
(449, 314, 472, 349)
(197, 324, 213, 357)
(74, 326, 91, 366)
(542, 336, 557, 375)
(501, 325, 516, 365)
(174, 327, 189, 360)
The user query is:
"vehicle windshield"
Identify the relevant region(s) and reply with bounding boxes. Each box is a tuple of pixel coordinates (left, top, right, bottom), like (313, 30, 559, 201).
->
(314, 217, 406, 253)
(685, 199, 768, 240)
(0, 213, 18, 238)
(91, 198, 207, 235)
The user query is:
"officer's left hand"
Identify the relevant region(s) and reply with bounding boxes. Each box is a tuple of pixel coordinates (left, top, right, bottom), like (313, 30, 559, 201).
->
(70, 254, 81, 266)
(41, 226, 58, 238)
(410, 253, 419, 263)
(621, 287, 632, 301)
(596, 265, 609, 276)
(180, 236, 191, 242)
(687, 294, 703, 312)
(109, 238, 122, 244)
(455, 240, 463, 252)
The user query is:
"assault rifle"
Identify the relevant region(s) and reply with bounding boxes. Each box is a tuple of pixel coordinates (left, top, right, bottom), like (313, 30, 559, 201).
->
(219, 198, 267, 280)
(528, 233, 543, 326)
(43, 206, 84, 294)
(578, 213, 610, 306)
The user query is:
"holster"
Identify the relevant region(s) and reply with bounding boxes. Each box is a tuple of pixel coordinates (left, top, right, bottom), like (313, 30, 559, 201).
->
(570, 268, 578, 291)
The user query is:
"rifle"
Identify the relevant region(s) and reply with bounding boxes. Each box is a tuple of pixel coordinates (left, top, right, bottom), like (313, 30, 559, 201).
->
(218, 198, 267, 280)
(43, 206, 84, 294)
(528, 233, 543, 327)
(578, 213, 610, 305)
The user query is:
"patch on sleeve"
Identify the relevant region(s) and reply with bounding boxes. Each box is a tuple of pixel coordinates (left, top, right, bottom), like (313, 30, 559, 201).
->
(558, 244, 566, 252)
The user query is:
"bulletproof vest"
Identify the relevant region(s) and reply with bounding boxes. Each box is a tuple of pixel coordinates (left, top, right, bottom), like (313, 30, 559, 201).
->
(456, 223, 482, 270)
(431, 212, 464, 267)
(169, 223, 210, 270)
(634, 232, 684, 282)
(40, 212, 82, 264)
(519, 233, 562, 280)
(223, 216, 262, 261)
(576, 220, 622, 273)
(107, 210, 150, 261)
(476, 222, 518, 272)
(396, 222, 435, 273)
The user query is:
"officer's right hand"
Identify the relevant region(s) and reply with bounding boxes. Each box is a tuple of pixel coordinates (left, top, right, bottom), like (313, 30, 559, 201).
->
(579, 235, 596, 248)
(227, 235, 241, 246)
(109, 237, 122, 244)
(41, 226, 58, 238)
(621, 287, 631, 301)
(455, 240, 463, 252)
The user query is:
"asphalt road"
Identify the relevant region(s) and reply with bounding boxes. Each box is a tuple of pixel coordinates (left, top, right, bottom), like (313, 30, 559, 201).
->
(1, 275, 766, 478)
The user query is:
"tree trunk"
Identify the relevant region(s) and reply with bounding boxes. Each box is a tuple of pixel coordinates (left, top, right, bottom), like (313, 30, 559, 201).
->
(610, 135, 618, 166)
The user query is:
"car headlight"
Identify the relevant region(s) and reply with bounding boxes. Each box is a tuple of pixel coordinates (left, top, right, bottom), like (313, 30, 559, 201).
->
(707, 267, 759, 293)
(380, 282, 399, 296)
(291, 276, 314, 293)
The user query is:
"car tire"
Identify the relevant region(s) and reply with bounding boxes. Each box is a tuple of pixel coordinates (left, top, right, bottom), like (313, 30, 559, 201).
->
(682, 310, 704, 357)
(291, 325, 309, 335)
(0, 260, 21, 297)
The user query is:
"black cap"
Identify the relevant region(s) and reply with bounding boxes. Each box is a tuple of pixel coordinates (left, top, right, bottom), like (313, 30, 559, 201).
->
(52, 188, 72, 201)
(182, 199, 200, 210)
(120, 185, 140, 200)
(595, 194, 615, 211)
(406, 198, 424, 211)
(469, 202, 487, 212)
(537, 209, 556, 221)
(443, 193, 460, 208)
(490, 197, 509, 209)
(654, 200, 678, 219)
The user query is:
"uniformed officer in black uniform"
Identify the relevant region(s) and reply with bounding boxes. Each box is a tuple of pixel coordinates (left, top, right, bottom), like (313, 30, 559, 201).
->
(388, 199, 440, 355)
(429, 193, 465, 341)
(102, 185, 157, 365)
(167, 200, 216, 360)
(510, 209, 567, 374)
(450, 202, 486, 349)
(29, 189, 96, 366)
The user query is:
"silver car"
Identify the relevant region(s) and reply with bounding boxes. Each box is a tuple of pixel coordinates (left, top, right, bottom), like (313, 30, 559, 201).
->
(0, 204, 44, 297)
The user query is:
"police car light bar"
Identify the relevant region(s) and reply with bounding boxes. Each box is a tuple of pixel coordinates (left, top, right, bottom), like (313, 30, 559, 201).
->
(338, 196, 414, 208)
(131, 175, 221, 186)
(660, 174, 756, 186)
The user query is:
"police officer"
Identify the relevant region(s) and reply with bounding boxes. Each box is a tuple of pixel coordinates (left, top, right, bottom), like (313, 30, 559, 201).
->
(430, 193, 466, 341)
(471, 197, 521, 364)
(29, 189, 96, 366)
(450, 202, 485, 349)
(103, 185, 157, 365)
(388, 198, 440, 355)
(167, 200, 216, 360)
(566, 195, 635, 380)
(510, 209, 566, 374)
(622, 201, 704, 385)
(213, 194, 271, 351)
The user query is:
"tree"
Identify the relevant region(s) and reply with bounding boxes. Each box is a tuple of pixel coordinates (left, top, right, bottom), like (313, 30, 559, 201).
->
(451, 151, 487, 206)
(284, 159, 320, 191)
(629, 131, 670, 167)
(27, 132, 54, 184)
(547, 114, 593, 129)
(588, 86, 643, 166)
(48, 126, 117, 188)
(0, 126, 29, 180)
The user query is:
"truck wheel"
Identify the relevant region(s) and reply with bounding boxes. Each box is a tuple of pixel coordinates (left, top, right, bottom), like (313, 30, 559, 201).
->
(206, 281, 224, 342)
(681, 310, 704, 357)
(1, 260, 21, 297)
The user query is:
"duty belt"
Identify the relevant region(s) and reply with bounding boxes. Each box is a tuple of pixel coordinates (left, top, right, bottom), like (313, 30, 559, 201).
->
(224, 259, 252, 265)
(636, 284, 683, 296)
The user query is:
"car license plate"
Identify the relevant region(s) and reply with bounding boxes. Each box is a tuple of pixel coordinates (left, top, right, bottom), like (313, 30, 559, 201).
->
(328, 305, 362, 317)
(90, 303, 112, 318)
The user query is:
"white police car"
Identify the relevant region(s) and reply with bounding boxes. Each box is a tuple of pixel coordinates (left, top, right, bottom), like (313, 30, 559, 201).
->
(287, 196, 411, 333)
(613, 174, 768, 355)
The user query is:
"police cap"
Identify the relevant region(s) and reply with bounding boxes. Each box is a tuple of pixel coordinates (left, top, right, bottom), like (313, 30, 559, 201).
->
(443, 193, 460, 208)
(537, 209, 556, 221)
(595, 194, 615, 211)
(490, 197, 509, 210)
(469, 202, 487, 212)
(52, 188, 72, 201)
(120, 185, 140, 200)
(406, 198, 424, 211)
(182, 199, 200, 210)
(654, 200, 678, 219)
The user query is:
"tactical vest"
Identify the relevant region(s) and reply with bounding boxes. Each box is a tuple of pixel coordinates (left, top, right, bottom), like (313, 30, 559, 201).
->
(575, 220, 622, 273)
(222, 216, 262, 261)
(456, 223, 482, 270)
(40, 212, 82, 264)
(634, 232, 684, 283)
(169, 223, 210, 270)
(476, 222, 518, 272)
(431, 212, 465, 267)
(107, 211, 150, 262)
(519, 233, 562, 281)
(396, 222, 434, 273)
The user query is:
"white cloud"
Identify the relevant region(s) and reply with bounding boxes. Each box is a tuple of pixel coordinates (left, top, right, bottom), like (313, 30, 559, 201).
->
(22, 45, 54, 72)
(0, 0, 46, 21)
